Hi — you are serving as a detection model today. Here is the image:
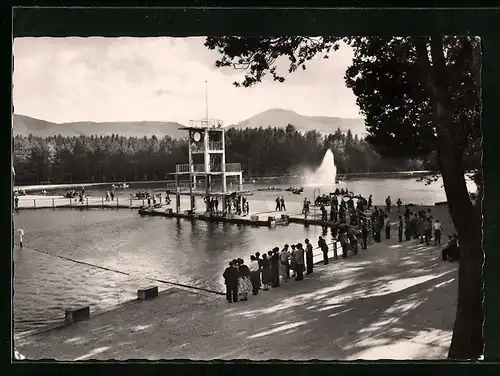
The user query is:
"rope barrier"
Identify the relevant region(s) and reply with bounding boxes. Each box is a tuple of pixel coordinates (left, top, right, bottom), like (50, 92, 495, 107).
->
(23, 246, 226, 296)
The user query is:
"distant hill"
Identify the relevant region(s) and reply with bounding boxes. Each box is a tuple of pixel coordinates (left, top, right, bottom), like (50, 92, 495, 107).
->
(13, 109, 366, 139)
(12, 114, 188, 139)
(231, 108, 367, 136)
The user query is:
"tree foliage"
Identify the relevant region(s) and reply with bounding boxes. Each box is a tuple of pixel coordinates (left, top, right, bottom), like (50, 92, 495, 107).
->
(13, 128, 426, 185)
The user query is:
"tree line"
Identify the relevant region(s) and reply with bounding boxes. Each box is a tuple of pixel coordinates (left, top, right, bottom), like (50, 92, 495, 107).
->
(13, 125, 431, 185)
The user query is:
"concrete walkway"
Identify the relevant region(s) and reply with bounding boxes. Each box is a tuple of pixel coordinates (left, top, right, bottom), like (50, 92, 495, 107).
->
(15, 236, 457, 361)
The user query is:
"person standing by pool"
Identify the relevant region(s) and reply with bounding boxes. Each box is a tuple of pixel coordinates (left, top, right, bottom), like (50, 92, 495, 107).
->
(280, 196, 286, 211)
(275, 197, 281, 211)
(384, 214, 391, 240)
(397, 216, 404, 242)
(404, 205, 411, 220)
(385, 196, 392, 213)
(289, 244, 297, 278)
(418, 214, 426, 244)
(261, 253, 271, 291)
(305, 239, 314, 274)
(361, 219, 369, 250)
(270, 248, 280, 287)
(434, 219, 442, 246)
(404, 215, 411, 241)
(330, 202, 336, 222)
(237, 258, 252, 301)
(255, 252, 263, 288)
(223, 261, 238, 303)
(396, 198, 402, 212)
(411, 213, 418, 239)
(249, 255, 261, 295)
(294, 243, 305, 281)
(318, 236, 329, 264)
(424, 217, 433, 245)
(280, 245, 291, 282)
(16, 228, 24, 249)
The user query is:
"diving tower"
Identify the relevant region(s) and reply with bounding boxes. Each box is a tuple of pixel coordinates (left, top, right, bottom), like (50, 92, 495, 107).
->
(169, 119, 246, 214)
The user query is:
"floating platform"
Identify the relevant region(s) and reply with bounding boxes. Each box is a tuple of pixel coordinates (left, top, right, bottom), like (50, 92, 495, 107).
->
(138, 207, 340, 229)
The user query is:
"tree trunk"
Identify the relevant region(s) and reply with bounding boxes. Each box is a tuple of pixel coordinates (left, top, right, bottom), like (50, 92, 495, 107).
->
(428, 36, 484, 360)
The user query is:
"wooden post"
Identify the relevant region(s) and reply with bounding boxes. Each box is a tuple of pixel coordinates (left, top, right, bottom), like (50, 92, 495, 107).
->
(86, 197, 89, 207)
(175, 175, 181, 213)
(101, 197, 104, 208)
(33, 199, 36, 208)
(52, 198, 55, 208)
(117, 197, 119, 207)
(70, 198, 72, 207)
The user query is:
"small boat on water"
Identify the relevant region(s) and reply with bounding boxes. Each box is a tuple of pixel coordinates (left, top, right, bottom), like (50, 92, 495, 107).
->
(335, 175, 347, 184)
(256, 186, 284, 192)
(112, 183, 130, 189)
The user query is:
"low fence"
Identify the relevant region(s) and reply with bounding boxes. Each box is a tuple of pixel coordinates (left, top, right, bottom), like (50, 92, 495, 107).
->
(14, 196, 170, 210)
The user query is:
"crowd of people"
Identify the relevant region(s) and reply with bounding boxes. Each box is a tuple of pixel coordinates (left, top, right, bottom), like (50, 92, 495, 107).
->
(133, 190, 170, 207)
(305, 192, 372, 224)
(222, 237, 329, 303)
(63, 187, 87, 203)
(204, 194, 250, 216)
(222, 196, 459, 304)
(133, 190, 152, 200)
(222, 223, 382, 304)
(13, 189, 27, 196)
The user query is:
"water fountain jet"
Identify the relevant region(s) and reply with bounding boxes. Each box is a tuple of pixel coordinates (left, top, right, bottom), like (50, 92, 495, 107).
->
(303, 149, 337, 187)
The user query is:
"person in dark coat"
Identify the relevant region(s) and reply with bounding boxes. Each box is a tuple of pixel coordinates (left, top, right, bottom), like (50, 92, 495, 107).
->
(305, 238, 314, 274)
(223, 261, 238, 303)
(398, 216, 404, 242)
(261, 253, 271, 290)
(339, 229, 349, 258)
(410, 213, 418, 239)
(442, 234, 460, 262)
(404, 216, 411, 241)
(347, 230, 358, 255)
(361, 219, 369, 250)
(255, 252, 262, 288)
(384, 215, 391, 240)
(270, 248, 280, 287)
(318, 236, 329, 264)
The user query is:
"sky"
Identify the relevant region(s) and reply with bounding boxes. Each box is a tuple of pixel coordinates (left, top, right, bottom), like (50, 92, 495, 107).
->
(12, 37, 361, 125)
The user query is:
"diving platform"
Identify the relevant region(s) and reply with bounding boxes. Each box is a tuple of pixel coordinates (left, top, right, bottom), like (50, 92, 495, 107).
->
(168, 118, 245, 215)
(174, 163, 242, 176)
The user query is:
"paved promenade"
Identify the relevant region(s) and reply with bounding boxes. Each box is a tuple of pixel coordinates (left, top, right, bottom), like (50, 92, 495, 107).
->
(15, 235, 457, 361)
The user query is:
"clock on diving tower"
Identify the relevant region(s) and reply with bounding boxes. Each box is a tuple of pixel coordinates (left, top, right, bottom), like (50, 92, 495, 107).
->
(172, 119, 244, 214)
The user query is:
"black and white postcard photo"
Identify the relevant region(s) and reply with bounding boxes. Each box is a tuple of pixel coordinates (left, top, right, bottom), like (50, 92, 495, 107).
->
(12, 9, 484, 362)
